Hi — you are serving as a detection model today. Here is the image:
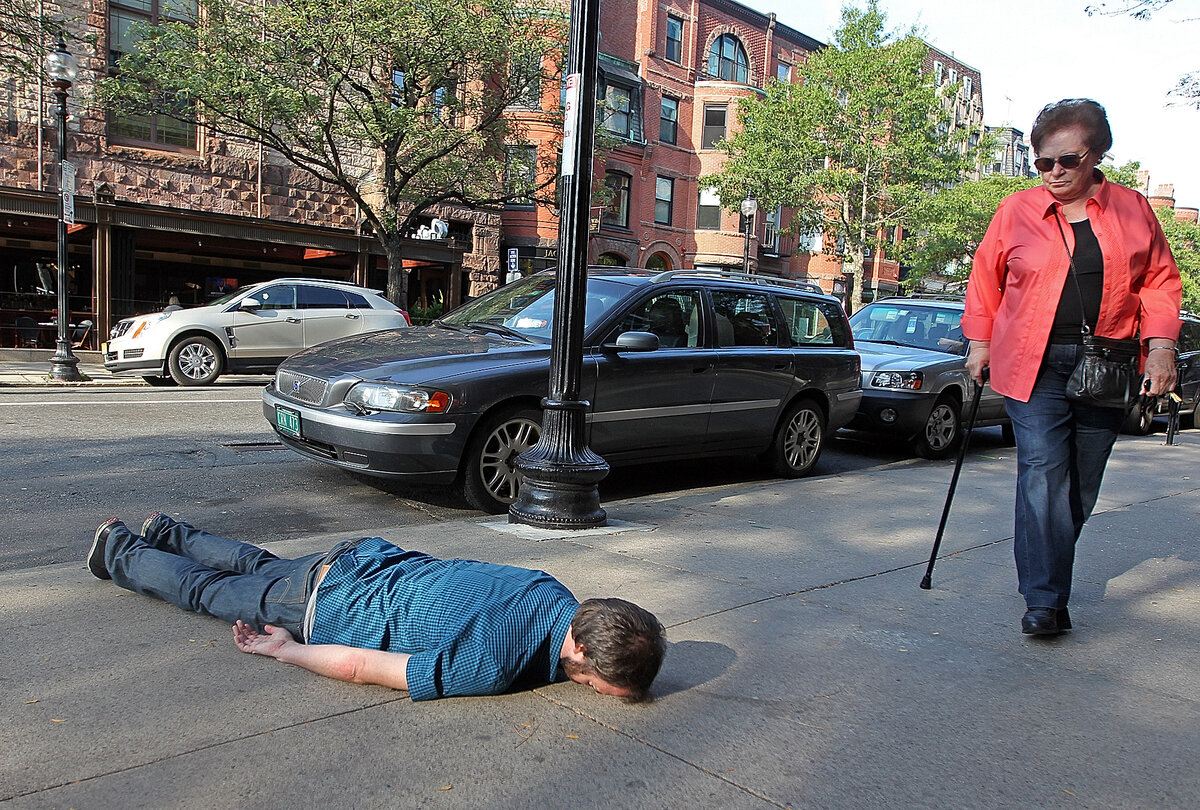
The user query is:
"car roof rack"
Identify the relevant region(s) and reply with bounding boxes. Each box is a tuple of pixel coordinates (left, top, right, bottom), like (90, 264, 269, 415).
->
(648, 269, 826, 295)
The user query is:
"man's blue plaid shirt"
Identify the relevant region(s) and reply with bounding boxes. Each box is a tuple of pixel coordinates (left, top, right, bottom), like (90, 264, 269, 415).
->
(308, 538, 578, 701)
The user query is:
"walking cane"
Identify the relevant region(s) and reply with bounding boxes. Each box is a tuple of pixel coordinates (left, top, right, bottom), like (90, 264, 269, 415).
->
(920, 369, 988, 590)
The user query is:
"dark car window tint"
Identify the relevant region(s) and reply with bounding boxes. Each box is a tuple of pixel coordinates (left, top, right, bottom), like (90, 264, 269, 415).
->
(344, 291, 371, 309)
(256, 285, 297, 310)
(441, 274, 630, 339)
(613, 290, 702, 348)
(298, 285, 350, 309)
(711, 290, 777, 347)
(779, 296, 839, 346)
(1179, 321, 1199, 354)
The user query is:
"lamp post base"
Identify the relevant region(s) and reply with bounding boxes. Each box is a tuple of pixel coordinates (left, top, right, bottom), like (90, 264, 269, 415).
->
(509, 400, 609, 529)
(47, 340, 86, 382)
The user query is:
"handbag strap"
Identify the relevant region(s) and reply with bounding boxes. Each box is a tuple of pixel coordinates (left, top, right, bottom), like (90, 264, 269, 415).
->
(1052, 212, 1091, 338)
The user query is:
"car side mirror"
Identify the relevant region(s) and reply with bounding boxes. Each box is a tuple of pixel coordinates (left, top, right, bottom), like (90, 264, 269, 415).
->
(238, 297, 261, 311)
(605, 331, 660, 352)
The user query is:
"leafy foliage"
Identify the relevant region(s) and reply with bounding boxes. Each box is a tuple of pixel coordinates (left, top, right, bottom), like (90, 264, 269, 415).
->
(96, 0, 567, 307)
(702, 1, 978, 312)
(1156, 206, 1200, 310)
(0, 2, 92, 78)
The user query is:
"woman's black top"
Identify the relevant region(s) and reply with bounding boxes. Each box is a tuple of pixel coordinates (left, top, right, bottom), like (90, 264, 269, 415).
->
(1049, 219, 1105, 344)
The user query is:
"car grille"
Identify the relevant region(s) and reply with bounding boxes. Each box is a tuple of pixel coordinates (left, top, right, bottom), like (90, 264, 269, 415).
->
(276, 370, 329, 405)
(123, 348, 144, 359)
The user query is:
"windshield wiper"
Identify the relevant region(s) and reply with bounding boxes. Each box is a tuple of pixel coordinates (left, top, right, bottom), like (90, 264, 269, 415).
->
(464, 321, 534, 342)
(858, 337, 906, 346)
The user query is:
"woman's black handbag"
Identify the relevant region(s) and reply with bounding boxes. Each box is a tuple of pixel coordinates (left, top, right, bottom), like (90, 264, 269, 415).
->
(1054, 215, 1141, 409)
(1066, 334, 1140, 408)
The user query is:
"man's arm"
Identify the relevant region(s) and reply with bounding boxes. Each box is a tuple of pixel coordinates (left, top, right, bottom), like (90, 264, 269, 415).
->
(232, 621, 411, 691)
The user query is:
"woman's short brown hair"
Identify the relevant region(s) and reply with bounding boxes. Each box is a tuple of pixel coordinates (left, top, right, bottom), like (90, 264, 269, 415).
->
(1030, 98, 1113, 156)
(571, 598, 666, 702)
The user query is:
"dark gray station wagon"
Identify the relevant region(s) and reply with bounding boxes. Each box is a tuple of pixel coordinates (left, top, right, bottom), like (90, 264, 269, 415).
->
(263, 269, 862, 512)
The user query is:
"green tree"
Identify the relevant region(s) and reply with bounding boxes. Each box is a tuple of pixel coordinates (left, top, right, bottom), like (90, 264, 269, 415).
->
(0, 2, 92, 77)
(702, 0, 975, 312)
(96, 0, 566, 307)
(1156, 206, 1200, 310)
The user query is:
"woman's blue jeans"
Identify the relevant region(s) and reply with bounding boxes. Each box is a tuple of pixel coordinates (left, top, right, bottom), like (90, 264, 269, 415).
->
(1004, 343, 1126, 610)
(105, 516, 323, 641)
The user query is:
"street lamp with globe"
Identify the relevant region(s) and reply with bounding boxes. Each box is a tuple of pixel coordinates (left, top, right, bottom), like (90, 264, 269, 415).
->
(45, 35, 85, 382)
(740, 195, 758, 274)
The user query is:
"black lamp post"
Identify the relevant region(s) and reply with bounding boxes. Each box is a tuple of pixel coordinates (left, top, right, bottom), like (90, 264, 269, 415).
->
(740, 195, 757, 274)
(45, 35, 85, 382)
(508, 0, 609, 528)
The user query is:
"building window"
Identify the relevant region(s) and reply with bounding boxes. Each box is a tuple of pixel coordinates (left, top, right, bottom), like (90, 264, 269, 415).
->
(603, 171, 631, 228)
(655, 177, 674, 225)
(665, 16, 683, 64)
(949, 68, 958, 85)
(702, 104, 727, 149)
(510, 51, 542, 108)
(601, 79, 642, 141)
(776, 62, 790, 83)
(697, 187, 721, 229)
(932, 60, 944, 85)
(659, 96, 678, 144)
(963, 76, 972, 98)
(707, 34, 749, 84)
(109, 0, 198, 148)
(763, 206, 782, 253)
(504, 145, 538, 207)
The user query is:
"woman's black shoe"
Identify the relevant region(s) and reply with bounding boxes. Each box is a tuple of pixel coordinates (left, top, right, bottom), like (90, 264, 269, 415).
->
(1021, 607, 1062, 636)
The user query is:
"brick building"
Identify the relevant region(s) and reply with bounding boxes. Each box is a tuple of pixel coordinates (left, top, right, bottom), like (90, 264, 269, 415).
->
(501, 0, 886, 296)
(0, 1, 498, 348)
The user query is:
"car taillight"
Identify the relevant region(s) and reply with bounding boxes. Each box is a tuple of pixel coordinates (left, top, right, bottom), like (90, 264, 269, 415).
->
(398, 309, 411, 326)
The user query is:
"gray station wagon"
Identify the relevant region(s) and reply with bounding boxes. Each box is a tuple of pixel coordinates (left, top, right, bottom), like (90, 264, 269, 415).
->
(263, 268, 862, 512)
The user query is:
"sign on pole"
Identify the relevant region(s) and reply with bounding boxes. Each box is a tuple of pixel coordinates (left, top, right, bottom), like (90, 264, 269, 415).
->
(506, 248, 520, 284)
(560, 74, 580, 178)
(61, 161, 76, 225)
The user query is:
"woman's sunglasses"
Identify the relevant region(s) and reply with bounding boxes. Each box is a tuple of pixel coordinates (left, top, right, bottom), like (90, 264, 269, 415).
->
(1033, 150, 1089, 173)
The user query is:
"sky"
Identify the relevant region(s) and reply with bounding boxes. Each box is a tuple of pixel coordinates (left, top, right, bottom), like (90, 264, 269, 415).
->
(745, 0, 1200, 207)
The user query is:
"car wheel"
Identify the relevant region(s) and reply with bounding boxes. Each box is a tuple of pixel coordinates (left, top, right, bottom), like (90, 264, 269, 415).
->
(461, 406, 542, 513)
(914, 396, 961, 460)
(142, 375, 177, 387)
(1121, 399, 1156, 435)
(765, 399, 825, 478)
(168, 336, 223, 386)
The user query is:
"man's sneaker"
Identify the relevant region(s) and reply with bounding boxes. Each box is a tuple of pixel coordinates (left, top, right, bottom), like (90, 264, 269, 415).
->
(140, 511, 179, 542)
(88, 518, 123, 580)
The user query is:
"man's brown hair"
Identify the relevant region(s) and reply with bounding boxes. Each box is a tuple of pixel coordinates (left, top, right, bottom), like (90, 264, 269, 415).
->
(571, 598, 666, 702)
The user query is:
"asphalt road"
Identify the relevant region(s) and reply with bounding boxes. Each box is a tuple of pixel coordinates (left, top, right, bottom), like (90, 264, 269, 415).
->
(0, 377, 1014, 571)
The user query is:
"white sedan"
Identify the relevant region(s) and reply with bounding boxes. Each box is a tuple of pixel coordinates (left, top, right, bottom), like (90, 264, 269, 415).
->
(104, 278, 410, 386)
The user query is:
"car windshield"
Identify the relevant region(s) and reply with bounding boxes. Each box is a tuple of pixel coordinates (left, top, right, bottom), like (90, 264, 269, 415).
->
(440, 274, 630, 340)
(849, 303, 965, 354)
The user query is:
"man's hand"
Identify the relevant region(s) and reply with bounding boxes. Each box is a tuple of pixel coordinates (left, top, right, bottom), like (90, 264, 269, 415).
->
(233, 620, 295, 660)
(966, 342, 990, 386)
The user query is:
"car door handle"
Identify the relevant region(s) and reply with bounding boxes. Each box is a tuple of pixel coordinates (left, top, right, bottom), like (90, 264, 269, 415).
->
(774, 361, 793, 371)
(286, 317, 300, 323)
(344, 312, 360, 319)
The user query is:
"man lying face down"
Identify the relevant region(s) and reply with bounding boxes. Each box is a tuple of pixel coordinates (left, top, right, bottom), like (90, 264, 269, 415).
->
(89, 515, 666, 702)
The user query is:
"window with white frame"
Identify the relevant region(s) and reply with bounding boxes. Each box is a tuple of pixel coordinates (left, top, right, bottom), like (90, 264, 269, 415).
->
(665, 16, 683, 63)
(655, 177, 674, 225)
(763, 206, 782, 253)
(932, 60, 944, 85)
(702, 104, 727, 149)
(697, 187, 721, 229)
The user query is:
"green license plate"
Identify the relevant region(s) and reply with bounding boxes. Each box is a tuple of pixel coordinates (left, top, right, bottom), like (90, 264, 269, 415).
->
(275, 405, 301, 438)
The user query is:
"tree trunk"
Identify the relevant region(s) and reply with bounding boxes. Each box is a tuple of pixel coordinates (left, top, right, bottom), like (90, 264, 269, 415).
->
(848, 249, 865, 317)
(381, 236, 409, 310)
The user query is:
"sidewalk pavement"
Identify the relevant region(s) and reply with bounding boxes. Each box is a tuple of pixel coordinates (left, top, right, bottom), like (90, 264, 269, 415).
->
(3, 425, 1198, 807)
(0, 349, 144, 387)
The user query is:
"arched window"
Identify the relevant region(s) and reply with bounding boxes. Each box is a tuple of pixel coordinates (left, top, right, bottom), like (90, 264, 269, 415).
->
(707, 34, 749, 84)
(646, 253, 672, 271)
(597, 252, 628, 267)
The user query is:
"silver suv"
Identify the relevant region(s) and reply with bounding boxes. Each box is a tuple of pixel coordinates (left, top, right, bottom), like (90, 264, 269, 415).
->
(846, 295, 1010, 458)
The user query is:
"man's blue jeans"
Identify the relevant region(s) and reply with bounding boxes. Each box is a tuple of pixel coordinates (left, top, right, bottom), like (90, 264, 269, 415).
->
(105, 517, 323, 641)
(1004, 343, 1126, 610)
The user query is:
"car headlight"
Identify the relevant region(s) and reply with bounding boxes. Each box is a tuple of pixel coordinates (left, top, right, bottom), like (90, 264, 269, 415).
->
(871, 371, 923, 390)
(344, 383, 451, 413)
(122, 311, 174, 340)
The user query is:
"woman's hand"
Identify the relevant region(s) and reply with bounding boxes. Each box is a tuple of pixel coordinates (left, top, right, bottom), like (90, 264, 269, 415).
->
(966, 342, 991, 385)
(1143, 347, 1178, 396)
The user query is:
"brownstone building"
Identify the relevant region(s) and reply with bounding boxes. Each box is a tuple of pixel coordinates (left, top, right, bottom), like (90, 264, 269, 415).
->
(0, 0, 497, 349)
